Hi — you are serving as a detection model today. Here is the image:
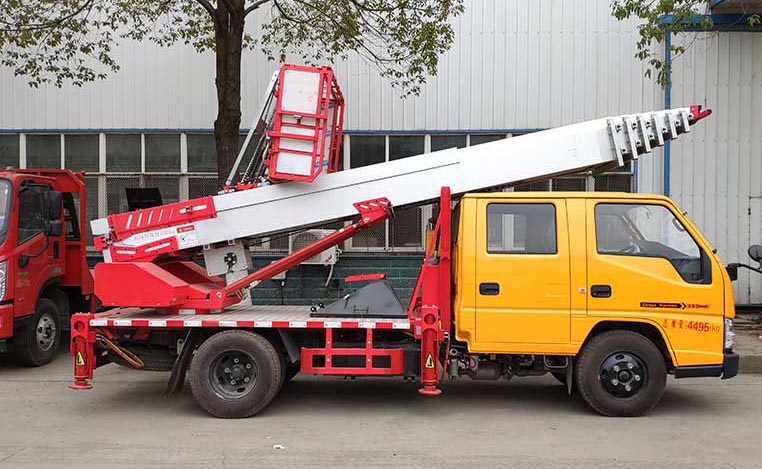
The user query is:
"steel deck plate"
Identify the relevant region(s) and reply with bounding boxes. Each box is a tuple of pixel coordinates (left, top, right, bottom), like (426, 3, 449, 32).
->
(88, 304, 411, 330)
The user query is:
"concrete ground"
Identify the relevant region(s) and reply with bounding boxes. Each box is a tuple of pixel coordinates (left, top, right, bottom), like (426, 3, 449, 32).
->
(0, 351, 760, 469)
(736, 322, 762, 373)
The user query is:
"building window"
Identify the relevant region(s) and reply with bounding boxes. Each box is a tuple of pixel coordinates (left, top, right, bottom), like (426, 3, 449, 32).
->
(106, 135, 141, 172)
(431, 134, 466, 152)
(389, 136, 424, 161)
(26, 134, 61, 168)
(470, 134, 506, 146)
(189, 177, 218, 199)
(188, 134, 217, 173)
(349, 135, 385, 168)
(145, 134, 180, 172)
(552, 177, 587, 192)
(347, 134, 428, 251)
(65, 134, 99, 172)
(0, 134, 19, 169)
(512, 163, 634, 193)
(514, 181, 550, 191)
(106, 177, 141, 215)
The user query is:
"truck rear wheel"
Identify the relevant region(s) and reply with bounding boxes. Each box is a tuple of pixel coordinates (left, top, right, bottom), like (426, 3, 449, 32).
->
(575, 330, 666, 417)
(190, 330, 283, 418)
(15, 299, 61, 367)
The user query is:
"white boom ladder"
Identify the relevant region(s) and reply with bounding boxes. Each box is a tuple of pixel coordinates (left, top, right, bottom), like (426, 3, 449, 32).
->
(95, 107, 699, 253)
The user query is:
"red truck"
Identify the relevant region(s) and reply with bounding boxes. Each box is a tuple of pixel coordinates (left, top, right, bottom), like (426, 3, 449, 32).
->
(0, 169, 93, 365)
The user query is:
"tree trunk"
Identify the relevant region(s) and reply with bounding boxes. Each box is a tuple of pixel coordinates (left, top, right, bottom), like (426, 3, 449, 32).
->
(213, 1, 246, 187)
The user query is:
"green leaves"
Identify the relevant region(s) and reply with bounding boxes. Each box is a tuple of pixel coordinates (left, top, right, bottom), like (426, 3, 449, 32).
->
(257, 0, 464, 95)
(610, 0, 714, 86)
(2, 0, 462, 96)
(0, 1, 216, 87)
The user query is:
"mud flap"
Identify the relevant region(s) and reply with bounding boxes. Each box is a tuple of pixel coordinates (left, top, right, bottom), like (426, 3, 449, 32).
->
(164, 330, 200, 396)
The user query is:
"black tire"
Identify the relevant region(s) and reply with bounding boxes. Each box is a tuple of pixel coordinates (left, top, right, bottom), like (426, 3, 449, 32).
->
(190, 330, 283, 418)
(275, 352, 299, 386)
(109, 345, 177, 371)
(15, 298, 61, 366)
(48, 288, 70, 321)
(575, 330, 666, 417)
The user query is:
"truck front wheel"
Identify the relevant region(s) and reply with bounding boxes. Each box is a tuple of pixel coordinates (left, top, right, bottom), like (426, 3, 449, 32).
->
(15, 299, 61, 366)
(575, 330, 666, 417)
(190, 330, 283, 418)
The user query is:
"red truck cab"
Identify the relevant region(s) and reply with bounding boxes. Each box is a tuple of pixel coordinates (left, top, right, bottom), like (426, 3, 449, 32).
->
(0, 169, 93, 365)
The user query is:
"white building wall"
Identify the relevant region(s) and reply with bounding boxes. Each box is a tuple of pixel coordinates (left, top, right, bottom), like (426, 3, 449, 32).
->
(665, 32, 762, 304)
(1, 0, 760, 303)
(0, 0, 662, 131)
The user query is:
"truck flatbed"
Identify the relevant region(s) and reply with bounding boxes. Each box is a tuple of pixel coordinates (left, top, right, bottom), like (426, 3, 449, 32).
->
(89, 304, 412, 330)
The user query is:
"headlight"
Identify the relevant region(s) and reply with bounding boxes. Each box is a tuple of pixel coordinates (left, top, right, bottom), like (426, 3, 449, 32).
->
(0, 260, 6, 301)
(724, 318, 735, 350)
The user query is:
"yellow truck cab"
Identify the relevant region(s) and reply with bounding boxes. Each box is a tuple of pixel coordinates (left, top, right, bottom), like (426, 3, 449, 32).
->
(453, 191, 738, 416)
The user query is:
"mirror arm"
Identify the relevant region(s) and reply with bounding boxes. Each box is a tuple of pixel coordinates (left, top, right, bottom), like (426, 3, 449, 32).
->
(727, 263, 762, 275)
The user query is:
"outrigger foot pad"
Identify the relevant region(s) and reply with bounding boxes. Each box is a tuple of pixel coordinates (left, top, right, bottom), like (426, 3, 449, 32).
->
(418, 386, 442, 396)
(68, 380, 92, 390)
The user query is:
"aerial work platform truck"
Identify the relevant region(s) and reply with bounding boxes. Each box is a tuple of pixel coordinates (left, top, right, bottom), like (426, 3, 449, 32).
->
(68, 64, 736, 418)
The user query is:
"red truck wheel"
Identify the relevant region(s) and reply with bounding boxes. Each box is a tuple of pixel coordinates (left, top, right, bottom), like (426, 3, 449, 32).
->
(190, 330, 283, 418)
(15, 299, 60, 367)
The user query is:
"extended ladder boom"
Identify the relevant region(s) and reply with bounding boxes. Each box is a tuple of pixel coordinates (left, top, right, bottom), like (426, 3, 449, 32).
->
(92, 105, 710, 260)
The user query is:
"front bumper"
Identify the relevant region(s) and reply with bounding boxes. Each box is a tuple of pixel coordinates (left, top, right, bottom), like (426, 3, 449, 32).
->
(674, 351, 740, 380)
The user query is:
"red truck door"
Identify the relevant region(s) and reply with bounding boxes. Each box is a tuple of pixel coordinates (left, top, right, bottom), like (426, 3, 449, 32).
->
(13, 182, 63, 318)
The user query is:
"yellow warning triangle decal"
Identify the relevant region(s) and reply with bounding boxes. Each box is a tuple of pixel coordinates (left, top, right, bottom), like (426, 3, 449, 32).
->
(425, 353, 435, 369)
(75, 351, 85, 366)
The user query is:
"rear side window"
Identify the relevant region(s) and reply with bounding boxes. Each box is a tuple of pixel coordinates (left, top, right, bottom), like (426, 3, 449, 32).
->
(487, 203, 557, 254)
(18, 185, 49, 244)
(594, 203, 710, 284)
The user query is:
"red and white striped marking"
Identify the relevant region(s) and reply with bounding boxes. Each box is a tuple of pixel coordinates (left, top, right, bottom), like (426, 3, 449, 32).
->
(88, 305, 411, 330)
(90, 317, 410, 330)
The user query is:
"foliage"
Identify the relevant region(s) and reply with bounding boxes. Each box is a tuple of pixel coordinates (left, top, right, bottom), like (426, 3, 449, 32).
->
(0, 0, 464, 94)
(611, 0, 761, 86)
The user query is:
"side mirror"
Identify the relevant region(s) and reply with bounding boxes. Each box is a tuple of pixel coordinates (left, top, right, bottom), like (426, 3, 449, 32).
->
(749, 245, 762, 264)
(726, 264, 738, 282)
(45, 191, 63, 221)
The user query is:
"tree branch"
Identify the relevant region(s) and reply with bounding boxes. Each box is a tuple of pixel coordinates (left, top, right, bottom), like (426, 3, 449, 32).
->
(245, 0, 273, 16)
(195, 0, 216, 18)
(0, 0, 95, 32)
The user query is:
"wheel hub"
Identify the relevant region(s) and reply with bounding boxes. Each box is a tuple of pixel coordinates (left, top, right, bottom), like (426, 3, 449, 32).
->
(36, 313, 57, 352)
(599, 352, 646, 397)
(209, 351, 257, 399)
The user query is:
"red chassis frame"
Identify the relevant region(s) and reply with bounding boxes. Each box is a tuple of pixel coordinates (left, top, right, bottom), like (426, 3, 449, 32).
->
(71, 187, 453, 396)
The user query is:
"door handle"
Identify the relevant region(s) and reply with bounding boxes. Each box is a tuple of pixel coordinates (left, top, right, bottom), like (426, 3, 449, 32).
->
(479, 282, 500, 296)
(590, 284, 612, 298)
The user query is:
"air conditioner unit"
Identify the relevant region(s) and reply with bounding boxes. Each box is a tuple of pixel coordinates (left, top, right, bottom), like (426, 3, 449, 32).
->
(289, 229, 339, 265)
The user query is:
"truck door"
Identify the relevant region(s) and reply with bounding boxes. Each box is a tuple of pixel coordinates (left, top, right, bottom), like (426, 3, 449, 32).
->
(14, 183, 55, 317)
(586, 200, 724, 364)
(474, 199, 571, 344)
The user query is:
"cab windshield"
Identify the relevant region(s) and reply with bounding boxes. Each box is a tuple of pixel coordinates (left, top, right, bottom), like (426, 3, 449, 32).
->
(0, 179, 10, 244)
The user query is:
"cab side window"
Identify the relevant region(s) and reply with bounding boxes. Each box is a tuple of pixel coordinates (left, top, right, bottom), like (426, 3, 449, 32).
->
(63, 192, 81, 241)
(17, 185, 48, 244)
(487, 203, 556, 254)
(595, 203, 711, 284)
